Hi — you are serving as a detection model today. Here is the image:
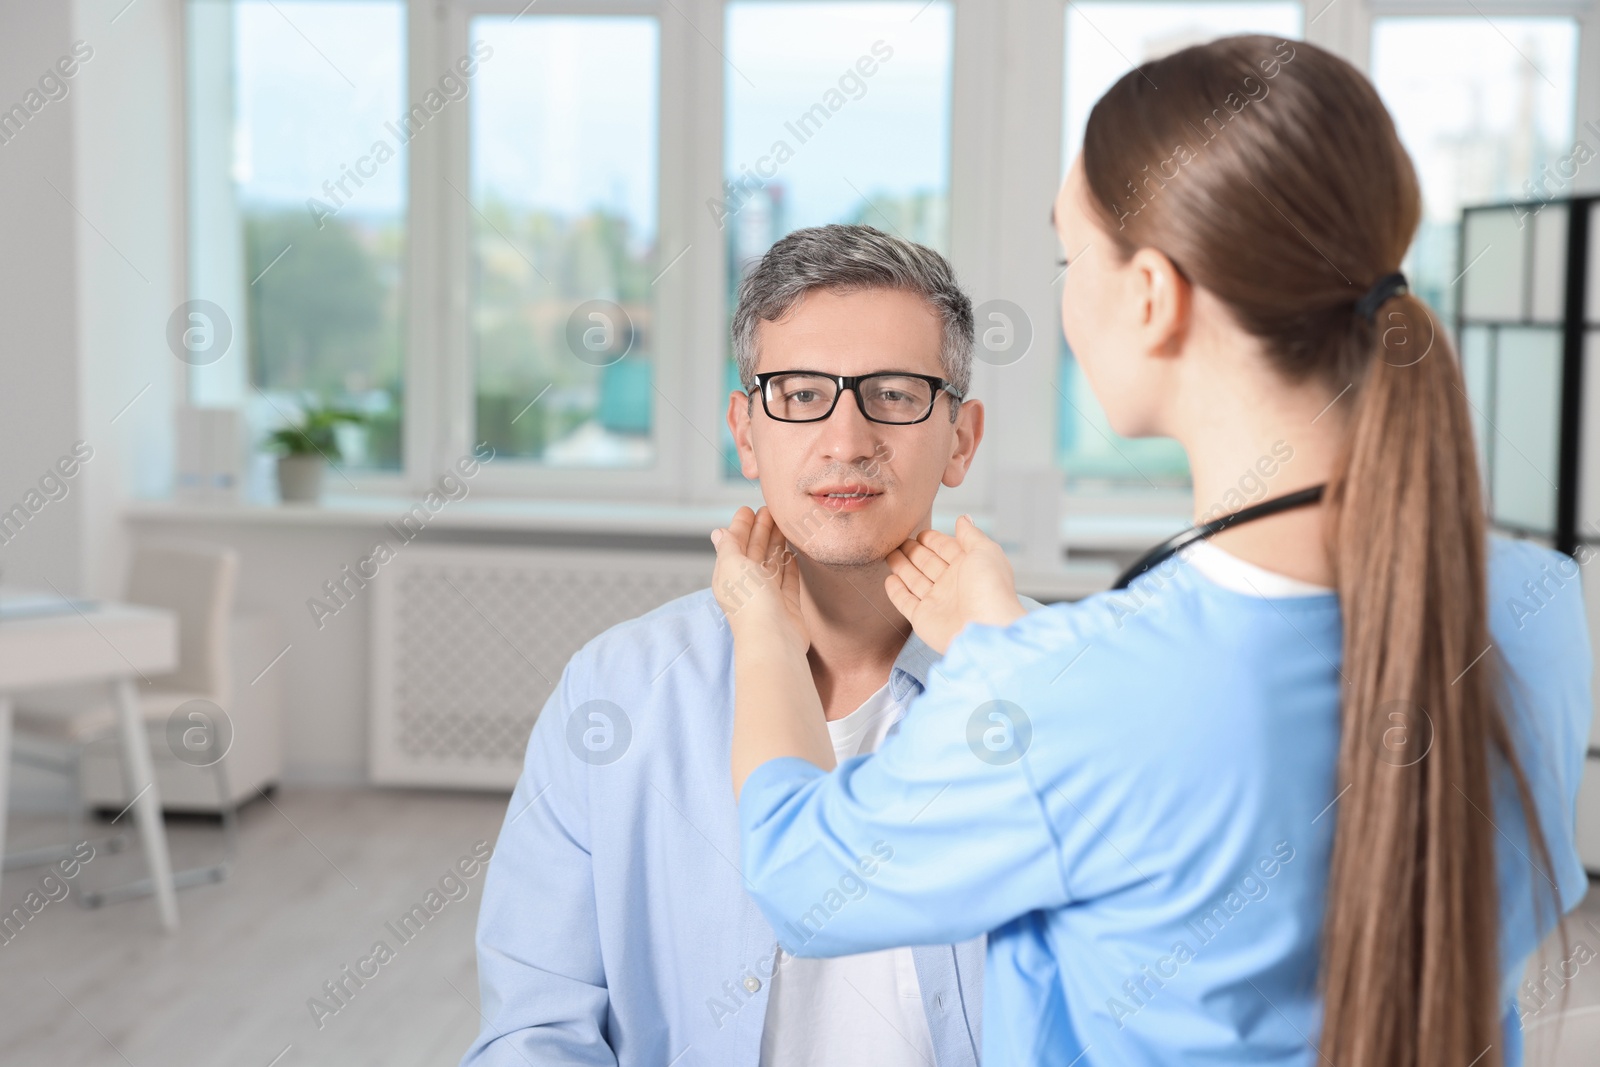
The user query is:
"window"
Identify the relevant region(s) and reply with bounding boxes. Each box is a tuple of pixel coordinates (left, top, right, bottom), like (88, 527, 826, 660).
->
(1370, 17, 1580, 325)
(186, 0, 409, 476)
(1057, 2, 1301, 491)
(468, 15, 660, 468)
(175, 1, 1593, 518)
(720, 0, 954, 478)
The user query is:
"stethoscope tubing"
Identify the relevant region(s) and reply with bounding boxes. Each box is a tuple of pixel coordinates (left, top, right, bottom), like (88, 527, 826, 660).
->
(1110, 484, 1328, 591)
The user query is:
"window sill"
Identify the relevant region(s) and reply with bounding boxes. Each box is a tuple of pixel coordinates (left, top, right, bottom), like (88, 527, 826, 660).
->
(125, 496, 1146, 599)
(127, 495, 1188, 547)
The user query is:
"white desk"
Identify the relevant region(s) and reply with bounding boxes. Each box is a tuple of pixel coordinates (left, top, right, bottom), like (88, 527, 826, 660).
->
(0, 600, 181, 930)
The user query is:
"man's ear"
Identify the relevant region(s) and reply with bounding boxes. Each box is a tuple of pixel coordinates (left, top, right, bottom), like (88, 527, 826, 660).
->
(727, 389, 760, 480)
(1128, 246, 1191, 359)
(941, 397, 984, 488)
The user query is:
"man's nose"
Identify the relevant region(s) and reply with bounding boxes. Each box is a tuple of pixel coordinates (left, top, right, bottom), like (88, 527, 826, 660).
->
(818, 387, 886, 466)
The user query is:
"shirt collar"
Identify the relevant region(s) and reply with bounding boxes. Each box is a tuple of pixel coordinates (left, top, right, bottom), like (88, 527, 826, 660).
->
(885, 596, 1042, 703)
(889, 628, 942, 703)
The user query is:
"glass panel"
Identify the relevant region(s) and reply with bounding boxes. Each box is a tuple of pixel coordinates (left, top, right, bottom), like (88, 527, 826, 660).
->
(1489, 327, 1562, 533)
(1371, 17, 1579, 326)
(470, 15, 659, 467)
(1459, 324, 1492, 492)
(1058, 2, 1301, 490)
(1460, 208, 1526, 321)
(1581, 330, 1600, 532)
(1530, 202, 1568, 323)
(187, 0, 408, 478)
(722, 1, 953, 478)
(724, 1, 951, 262)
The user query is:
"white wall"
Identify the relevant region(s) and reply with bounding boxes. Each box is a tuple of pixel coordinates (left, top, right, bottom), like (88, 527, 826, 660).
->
(0, 1, 88, 592)
(1, 0, 182, 807)
(70, 0, 185, 596)
(0, 0, 181, 594)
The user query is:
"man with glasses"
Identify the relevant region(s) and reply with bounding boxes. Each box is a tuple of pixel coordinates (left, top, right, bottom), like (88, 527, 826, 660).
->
(464, 224, 1026, 1067)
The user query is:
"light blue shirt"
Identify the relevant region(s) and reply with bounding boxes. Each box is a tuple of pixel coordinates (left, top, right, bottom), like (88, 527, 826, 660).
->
(462, 588, 988, 1067)
(739, 536, 1593, 1065)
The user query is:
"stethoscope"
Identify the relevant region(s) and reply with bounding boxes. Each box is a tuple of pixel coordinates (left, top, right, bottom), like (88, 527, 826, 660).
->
(1111, 484, 1328, 591)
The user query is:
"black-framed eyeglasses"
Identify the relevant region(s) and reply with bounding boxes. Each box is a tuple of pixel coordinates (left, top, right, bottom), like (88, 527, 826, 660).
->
(751, 371, 963, 425)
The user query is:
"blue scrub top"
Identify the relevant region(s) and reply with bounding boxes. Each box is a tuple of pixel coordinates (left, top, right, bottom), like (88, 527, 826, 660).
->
(738, 536, 1593, 1065)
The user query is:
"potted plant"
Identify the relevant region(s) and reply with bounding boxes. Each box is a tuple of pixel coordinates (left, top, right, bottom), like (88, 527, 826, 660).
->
(265, 404, 365, 504)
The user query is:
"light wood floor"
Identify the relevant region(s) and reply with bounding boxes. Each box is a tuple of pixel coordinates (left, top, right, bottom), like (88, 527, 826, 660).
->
(0, 787, 1595, 1066)
(0, 787, 506, 1067)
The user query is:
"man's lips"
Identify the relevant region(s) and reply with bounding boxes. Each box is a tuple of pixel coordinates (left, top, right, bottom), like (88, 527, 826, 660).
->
(808, 486, 883, 511)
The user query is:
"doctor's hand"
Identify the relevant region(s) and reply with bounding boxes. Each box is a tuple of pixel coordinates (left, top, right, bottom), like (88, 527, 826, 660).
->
(710, 506, 810, 661)
(886, 514, 1028, 656)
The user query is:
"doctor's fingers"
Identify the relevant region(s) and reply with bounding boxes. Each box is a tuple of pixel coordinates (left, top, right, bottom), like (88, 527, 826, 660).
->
(761, 532, 795, 578)
(897, 538, 950, 582)
(884, 572, 923, 620)
(954, 513, 999, 551)
(723, 505, 759, 554)
(914, 527, 964, 565)
(748, 506, 777, 564)
(887, 547, 937, 599)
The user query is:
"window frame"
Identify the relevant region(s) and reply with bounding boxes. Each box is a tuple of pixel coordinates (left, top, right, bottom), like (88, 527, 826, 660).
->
(427, 0, 688, 499)
(183, 0, 1600, 526)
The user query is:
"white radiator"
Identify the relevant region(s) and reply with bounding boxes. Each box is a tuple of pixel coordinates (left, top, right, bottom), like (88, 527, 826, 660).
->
(370, 544, 711, 789)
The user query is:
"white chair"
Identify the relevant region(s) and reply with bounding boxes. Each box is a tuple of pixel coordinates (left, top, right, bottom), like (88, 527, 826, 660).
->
(4, 543, 241, 907)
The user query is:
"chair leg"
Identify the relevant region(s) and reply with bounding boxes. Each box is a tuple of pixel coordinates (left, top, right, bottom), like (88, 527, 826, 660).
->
(3, 743, 128, 873)
(79, 756, 237, 909)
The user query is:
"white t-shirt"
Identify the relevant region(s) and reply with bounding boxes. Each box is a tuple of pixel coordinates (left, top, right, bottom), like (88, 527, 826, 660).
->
(758, 681, 937, 1067)
(1181, 539, 1334, 597)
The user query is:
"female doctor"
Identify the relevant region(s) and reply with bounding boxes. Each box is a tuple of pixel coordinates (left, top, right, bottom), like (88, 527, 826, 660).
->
(710, 34, 1591, 1067)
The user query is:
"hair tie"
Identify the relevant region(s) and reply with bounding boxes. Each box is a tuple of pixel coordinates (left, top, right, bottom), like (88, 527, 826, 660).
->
(1356, 271, 1408, 324)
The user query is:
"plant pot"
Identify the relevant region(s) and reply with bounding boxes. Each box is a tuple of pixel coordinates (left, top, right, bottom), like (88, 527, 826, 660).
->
(276, 455, 324, 504)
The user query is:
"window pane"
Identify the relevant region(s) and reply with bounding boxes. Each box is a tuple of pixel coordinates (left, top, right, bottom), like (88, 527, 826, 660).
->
(1458, 324, 1492, 484)
(722, 1, 953, 479)
(1530, 201, 1569, 324)
(1058, 2, 1301, 491)
(1582, 331, 1600, 530)
(187, 0, 408, 476)
(1460, 207, 1526, 320)
(1371, 17, 1579, 323)
(470, 16, 659, 467)
(1489, 327, 1562, 534)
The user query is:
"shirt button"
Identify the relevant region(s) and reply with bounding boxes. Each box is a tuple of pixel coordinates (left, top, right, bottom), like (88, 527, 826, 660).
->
(935, 994, 945, 1011)
(743, 976, 761, 993)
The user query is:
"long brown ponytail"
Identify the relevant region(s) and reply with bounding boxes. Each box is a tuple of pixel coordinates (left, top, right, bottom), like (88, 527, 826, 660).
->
(1080, 35, 1560, 1065)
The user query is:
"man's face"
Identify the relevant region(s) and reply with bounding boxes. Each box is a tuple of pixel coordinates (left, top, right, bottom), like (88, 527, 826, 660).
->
(727, 287, 984, 568)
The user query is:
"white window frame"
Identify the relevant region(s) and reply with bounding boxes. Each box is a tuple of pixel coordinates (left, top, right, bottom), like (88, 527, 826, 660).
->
(184, 0, 1600, 523)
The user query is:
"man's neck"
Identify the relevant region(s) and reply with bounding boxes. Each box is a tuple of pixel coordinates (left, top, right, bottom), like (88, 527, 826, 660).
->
(796, 555, 912, 722)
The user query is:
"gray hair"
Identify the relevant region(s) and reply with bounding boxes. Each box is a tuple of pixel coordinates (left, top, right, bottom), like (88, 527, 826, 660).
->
(731, 224, 973, 420)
